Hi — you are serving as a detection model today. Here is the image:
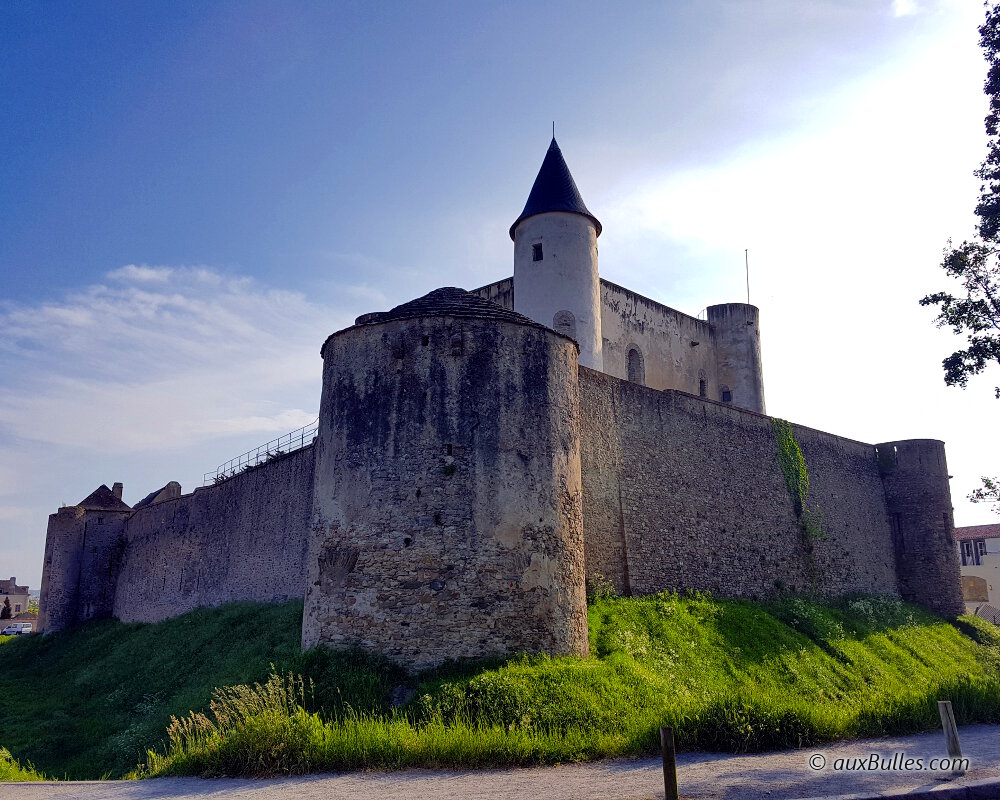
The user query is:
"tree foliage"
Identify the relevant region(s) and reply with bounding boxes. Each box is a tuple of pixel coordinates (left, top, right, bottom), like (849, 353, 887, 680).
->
(1, 598, 10, 621)
(970, 476, 1000, 515)
(920, 241, 1000, 398)
(920, 3, 1000, 512)
(922, 2, 1000, 397)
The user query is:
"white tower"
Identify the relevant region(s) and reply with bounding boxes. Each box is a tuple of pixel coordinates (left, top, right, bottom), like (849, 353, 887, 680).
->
(510, 138, 603, 370)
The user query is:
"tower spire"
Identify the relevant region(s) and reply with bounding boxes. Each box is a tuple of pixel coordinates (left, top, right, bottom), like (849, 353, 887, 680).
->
(509, 138, 601, 240)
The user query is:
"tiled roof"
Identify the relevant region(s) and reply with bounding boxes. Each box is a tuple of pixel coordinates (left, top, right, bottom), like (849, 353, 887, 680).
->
(77, 484, 132, 512)
(354, 287, 545, 328)
(955, 523, 1000, 541)
(509, 138, 601, 240)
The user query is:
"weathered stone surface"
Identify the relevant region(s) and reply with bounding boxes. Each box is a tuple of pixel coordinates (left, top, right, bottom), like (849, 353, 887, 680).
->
(579, 368, 903, 600)
(112, 446, 314, 623)
(303, 309, 588, 668)
(877, 439, 964, 616)
(473, 278, 767, 413)
(39, 290, 965, 662)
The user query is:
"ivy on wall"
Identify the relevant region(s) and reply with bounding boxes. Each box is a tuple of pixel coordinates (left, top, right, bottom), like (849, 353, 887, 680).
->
(771, 418, 825, 545)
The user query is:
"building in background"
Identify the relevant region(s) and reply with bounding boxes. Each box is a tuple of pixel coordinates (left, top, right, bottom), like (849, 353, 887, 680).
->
(957, 523, 1000, 616)
(0, 577, 30, 617)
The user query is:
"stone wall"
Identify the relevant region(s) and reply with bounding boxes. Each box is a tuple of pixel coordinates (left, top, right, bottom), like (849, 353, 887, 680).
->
(599, 279, 720, 399)
(472, 276, 513, 310)
(112, 445, 314, 623)
(303, 298, 589, 669)
(474, 277, 765, 413)
(579, 368, 901, 599)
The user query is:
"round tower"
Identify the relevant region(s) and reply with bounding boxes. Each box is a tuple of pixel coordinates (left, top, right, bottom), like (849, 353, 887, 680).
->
(303, 288, 589, 668)
(510, 138, 603, 371)
(707, 302, 765, 414)
(876, 439, 964, 617)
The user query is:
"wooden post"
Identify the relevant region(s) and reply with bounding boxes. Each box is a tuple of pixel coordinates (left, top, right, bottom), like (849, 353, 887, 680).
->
(937, 700, 965, 775)
(660, 726, 679, 800)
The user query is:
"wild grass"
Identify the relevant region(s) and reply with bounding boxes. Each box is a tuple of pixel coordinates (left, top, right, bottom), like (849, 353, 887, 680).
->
(137, 592, 1000, 777)
(0, 748, 46, 781)
(5, 593, 1000, 780)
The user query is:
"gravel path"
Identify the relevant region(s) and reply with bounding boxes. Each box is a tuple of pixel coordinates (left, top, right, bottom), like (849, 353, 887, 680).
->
(8, 724, 1000, 800)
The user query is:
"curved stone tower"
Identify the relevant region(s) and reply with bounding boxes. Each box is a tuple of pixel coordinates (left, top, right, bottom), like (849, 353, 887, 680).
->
(707, 302, 765, 414)
(876, 438, 964, 617)
(510, 138, 603, 371)
(302, 288, 589, 668)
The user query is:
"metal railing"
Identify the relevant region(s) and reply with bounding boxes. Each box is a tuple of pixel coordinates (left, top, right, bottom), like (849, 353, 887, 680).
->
(203, 418, 319, 486)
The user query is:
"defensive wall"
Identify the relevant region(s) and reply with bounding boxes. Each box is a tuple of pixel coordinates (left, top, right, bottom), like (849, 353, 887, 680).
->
(113, 445, 313, 622)
(579, 369, 960, 612)
(39, 288, 964, 668)
(40, 445, 314, 630)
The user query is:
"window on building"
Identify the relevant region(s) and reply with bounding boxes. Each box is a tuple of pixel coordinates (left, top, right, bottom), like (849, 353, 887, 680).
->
(977, 539, 987, 559)
(532, 243, 543, 261)
(627, 347, 645, 386)
(961, 540, 980, 566)
(721, 387, 732, 403)
(14, 604, 20, 613)
(699, 379, 707, 398)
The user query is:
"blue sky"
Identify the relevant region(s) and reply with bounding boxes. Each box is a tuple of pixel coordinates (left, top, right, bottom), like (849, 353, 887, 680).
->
(1, 0, 997, 588)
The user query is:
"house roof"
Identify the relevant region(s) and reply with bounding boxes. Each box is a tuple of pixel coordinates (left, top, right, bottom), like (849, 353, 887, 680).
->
(955, 523, 1000, 542)
(509, 138, 602, 240)
(77, 484, 132, 512)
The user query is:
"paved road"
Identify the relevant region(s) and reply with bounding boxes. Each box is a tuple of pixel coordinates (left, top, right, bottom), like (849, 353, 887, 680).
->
(6, 725, 1000, 800)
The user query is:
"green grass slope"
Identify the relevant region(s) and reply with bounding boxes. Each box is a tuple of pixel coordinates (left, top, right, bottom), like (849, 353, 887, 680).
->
(0, 602, 307, 778)
(3, 592, 1000, 779)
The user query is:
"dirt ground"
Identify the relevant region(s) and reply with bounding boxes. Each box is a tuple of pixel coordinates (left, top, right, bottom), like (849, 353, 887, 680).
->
(8, 724, 1000, 800)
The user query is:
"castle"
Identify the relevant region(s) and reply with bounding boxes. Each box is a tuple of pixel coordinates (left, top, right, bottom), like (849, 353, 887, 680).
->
(39, 139, 964, 667)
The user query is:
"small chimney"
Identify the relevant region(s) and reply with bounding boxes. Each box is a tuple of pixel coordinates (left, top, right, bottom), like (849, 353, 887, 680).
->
(112, 482, 123, 500)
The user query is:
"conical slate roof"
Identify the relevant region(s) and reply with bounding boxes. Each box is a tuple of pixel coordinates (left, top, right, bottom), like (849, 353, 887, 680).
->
(77, 484, 131, 512)
(356, 287, 541, 327)
(509, 138, 602, 240)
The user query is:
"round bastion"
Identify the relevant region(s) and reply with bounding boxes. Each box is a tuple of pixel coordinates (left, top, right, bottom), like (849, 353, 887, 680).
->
(302, 287, 589, 668)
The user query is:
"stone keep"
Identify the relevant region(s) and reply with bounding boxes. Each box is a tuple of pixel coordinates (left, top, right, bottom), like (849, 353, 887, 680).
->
(302, 289, 589, 668)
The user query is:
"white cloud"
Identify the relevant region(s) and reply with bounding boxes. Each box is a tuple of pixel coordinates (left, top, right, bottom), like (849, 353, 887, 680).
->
(0, 265, 359, 587)
(107, 264, 174, 283)
(595, 2, 997, 530)
(0, 266, 344, 453)
(892, 0, 921, 18)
